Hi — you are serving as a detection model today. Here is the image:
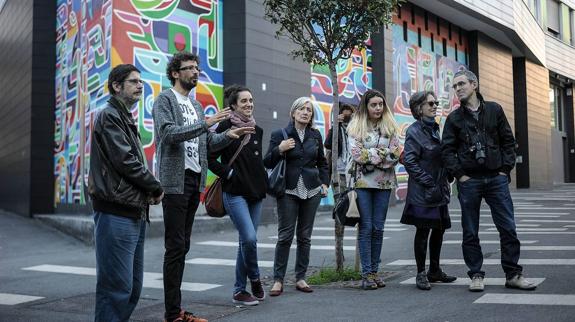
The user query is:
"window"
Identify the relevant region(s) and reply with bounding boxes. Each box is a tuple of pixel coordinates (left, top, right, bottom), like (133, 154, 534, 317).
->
(547, 0, 561, 37)
(549, 84, 565, 131)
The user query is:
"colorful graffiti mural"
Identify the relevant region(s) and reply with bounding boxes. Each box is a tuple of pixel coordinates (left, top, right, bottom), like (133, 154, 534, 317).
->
(54, 0, 224, 206)
(391, 4, 468, 200)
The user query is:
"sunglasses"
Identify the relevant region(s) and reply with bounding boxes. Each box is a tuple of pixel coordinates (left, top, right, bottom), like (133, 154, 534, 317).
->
(425, 101, 439, 107)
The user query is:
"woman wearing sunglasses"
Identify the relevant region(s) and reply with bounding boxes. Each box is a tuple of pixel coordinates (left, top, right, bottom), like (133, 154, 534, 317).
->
(400, 91, 456, 290)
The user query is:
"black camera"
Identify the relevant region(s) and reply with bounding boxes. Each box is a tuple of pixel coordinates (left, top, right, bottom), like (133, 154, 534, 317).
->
(361, 164, 375, 175)
(469, 141, 486, 165)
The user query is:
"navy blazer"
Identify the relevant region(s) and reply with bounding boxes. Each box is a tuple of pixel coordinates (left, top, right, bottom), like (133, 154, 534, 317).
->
(264, 123, 330, 190)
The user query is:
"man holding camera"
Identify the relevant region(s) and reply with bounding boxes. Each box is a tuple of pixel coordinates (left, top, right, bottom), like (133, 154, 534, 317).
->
(442, 70, 536, 292)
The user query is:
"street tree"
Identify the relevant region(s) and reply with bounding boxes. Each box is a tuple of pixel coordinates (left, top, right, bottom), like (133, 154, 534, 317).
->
(264, 0, 403, 272)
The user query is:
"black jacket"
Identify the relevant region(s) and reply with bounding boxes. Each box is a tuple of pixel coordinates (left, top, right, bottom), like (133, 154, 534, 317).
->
(264, 123, 330, 190)
(323, 124, 347, 157)
(208, 120, 267, 201)
(88, 97, 163, 219)
(403, 120, 450, 207)
(441, 94, 516, 180)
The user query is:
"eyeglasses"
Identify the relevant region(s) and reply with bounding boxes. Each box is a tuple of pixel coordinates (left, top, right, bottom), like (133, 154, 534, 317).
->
(124, 79, 144, 85)
(179, 65, 201, 72)
(426, 101, 439, 107)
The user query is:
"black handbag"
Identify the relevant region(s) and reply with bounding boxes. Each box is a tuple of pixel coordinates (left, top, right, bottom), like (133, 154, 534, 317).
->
(333, 163, 360, 227)
(267, 129, 288, 198)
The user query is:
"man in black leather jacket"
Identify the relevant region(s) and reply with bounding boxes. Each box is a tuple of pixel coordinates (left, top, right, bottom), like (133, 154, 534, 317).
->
(442, 70, 536, 293)
(88, 64, 164, 322)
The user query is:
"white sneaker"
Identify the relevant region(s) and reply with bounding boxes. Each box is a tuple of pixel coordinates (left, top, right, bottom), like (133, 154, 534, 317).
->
(505, 274, 537, 290)
(469, 275, 484, 292)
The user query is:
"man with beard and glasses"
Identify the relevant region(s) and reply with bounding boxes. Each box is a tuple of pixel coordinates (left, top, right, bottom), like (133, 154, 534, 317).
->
(441, 70, 536, 293)
(152, 51, 254, 322)
(89, 64, 164, 322)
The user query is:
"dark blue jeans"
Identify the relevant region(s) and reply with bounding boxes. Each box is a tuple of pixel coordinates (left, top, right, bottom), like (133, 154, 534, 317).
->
(94, 212, 145, 322)
(356, 188, 391, 276)
(223, 192, 263, 295)
(457, 175, 522, 279)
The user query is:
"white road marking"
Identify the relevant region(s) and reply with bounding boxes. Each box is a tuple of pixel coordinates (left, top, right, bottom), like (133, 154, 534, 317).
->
(314, 227, 406, 232)
(0, 293, 44, 305)
(521, 220, 575, 223)
(22, 264, 220, 292)
(442, 240, 538, 244)
(450, 221, 540, 227)
(268, 235, 358, 240)
(485, 228, 567, 232)
(446, 231, 575, 235)
(521, 246, 575, 251)
(196, 240, 358, 250)
(400, 277, 545, 286)
(474, 294, 575, 306)
(450, 214, 563, 218)
(515, 207, 575, 210)
(186, 258, 274, 267)
(387, 259, 575, 265)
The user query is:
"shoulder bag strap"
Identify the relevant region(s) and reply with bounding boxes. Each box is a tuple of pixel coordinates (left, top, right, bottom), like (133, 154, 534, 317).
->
(226, 135, 249, 166)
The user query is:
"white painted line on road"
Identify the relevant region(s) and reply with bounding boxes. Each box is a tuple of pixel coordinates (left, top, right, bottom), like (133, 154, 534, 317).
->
(521, 246, 575, 250)
(22, 264, 221, 292)
(450, 214, 563, 218)
(400, 277, 545, 286)
(564, 225, 575, 228)
(521, 220, 575, 223)
(486, 228, 568, 232)
(446, 231, 575, 235)
(516, 207, 575, 210)
(186, 258, 274, 267)
(450, 221, 540, 227)
(314, 227, 406, 232)
(268, 235, 360, 240)
(442, 240, 538, 244)
(387, 259, 575, 265)
(197, 240, 357, 250)
(0, 293, 44, 305)
(474, 294, 575, 306)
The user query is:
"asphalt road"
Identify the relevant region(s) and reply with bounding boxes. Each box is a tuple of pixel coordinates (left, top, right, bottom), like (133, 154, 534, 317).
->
(1, 184, 575, 321)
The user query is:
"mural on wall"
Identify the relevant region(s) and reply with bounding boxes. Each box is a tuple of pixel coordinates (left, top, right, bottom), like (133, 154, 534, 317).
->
(392, 3, 468, 200)
(54, 0, 224, 206)
(311, 43, 372, 204)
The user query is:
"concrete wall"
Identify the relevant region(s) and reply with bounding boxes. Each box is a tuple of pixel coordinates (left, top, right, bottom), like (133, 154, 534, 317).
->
(0, 0, 55, 216)
(525, 61, 553, 188)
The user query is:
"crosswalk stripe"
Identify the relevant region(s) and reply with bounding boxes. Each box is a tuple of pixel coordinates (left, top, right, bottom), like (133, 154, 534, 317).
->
(564, 225, 575, 228)
(314, 227, 407, 232)
(0, 293, 44, 305)
(400, 277, 545, 286)
(186, 258, 274, 267)
(486, 228, 568, 232)
(196, 241, 357, 250)
(22, 264, 221, 292)
(474, 294, 575, 306)
(442, 240, 538, 244)
(521, 246, 575, 250)
(450, 221, 541, 227)
(516, 207, 575, 210)
(268, 235, 361, 240)
(449, 209, 569, 215)
(446, 231, 575, 235)
(387, 259, 575, 265)
(450, 214, 563, 218)
(521, 220, 575, 223)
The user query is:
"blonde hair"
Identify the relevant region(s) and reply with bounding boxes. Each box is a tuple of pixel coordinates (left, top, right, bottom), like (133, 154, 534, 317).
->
(290, 96, 314, 128)
(347, 89, 398, 140)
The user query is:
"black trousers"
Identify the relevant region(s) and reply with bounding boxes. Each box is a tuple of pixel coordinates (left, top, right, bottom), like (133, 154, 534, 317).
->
(414, 228, 445, 273)
(162, 170, 201, 321)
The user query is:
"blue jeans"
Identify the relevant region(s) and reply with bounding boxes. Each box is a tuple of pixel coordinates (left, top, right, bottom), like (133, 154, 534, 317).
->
(223, 192, 263, 295)
(356, 188, 391, 276)
(94, 212, 146, 322)
(457, 175, 522, 279)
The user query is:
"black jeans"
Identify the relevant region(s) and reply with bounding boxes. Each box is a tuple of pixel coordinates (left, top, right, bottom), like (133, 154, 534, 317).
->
(162, 170, 201, 321)
(273, 193, 322, 282)
(414, 228, 445, 273)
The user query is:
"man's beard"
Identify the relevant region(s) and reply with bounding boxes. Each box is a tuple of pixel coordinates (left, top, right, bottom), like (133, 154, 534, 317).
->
(180, 78, 197, 91)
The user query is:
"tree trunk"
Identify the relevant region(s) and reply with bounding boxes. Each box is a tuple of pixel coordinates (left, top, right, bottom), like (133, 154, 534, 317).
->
(329, 60, 345, 273)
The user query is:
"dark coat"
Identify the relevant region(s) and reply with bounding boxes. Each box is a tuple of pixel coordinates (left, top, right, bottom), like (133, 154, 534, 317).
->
(441, 93, 516, 180)
(208, 120, 267, 201)
(403, 120, 450, 207)
(88, 97, 163, 219)
(263, 123, 330, 190)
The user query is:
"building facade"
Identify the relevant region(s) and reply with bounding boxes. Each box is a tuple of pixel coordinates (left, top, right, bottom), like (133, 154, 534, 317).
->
(0, 0, 573, 216)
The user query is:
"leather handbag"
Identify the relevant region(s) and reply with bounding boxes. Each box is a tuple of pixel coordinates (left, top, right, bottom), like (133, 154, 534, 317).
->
(267, 129, 288, 198)
(205, 136, 248, 218)
(333, 163, 360, 227)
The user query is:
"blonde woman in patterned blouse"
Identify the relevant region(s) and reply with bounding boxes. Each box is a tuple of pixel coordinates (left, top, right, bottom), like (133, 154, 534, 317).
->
(346, 89, 401, 290)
